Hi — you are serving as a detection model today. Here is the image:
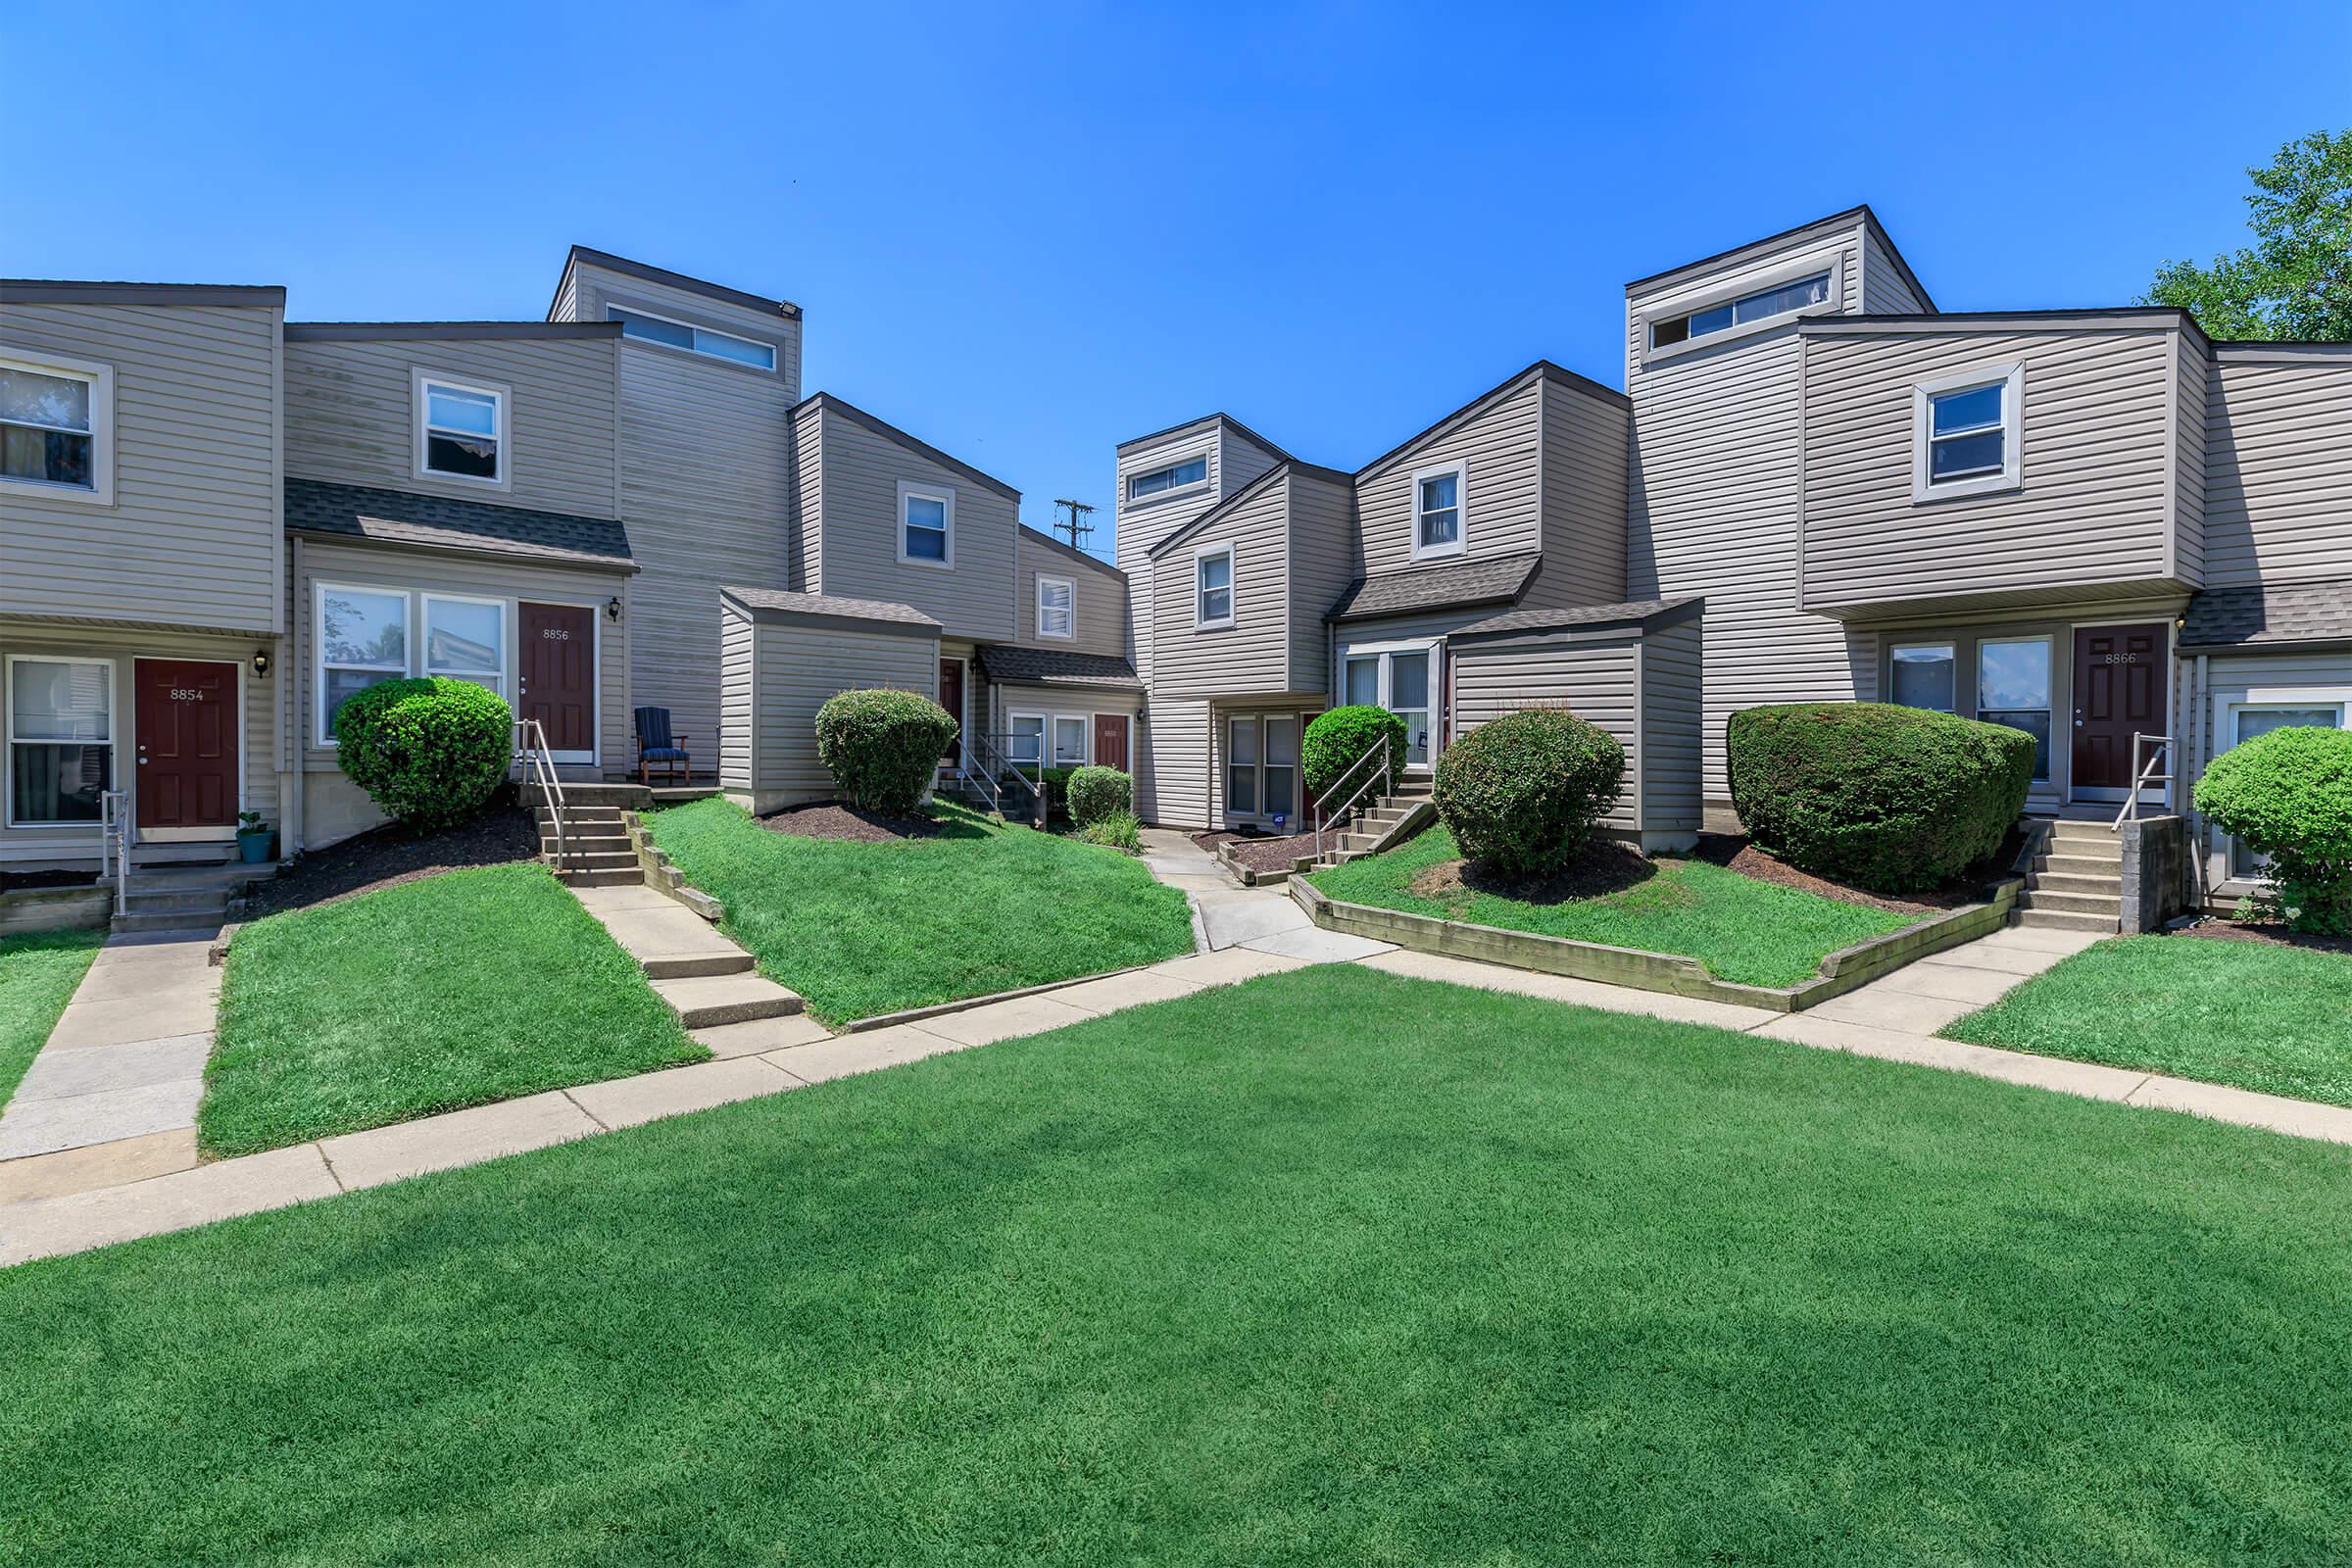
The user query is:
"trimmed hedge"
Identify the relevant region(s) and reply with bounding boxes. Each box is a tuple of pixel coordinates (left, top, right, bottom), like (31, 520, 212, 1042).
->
(814, 688, 959, 815)
(334, 677, 512, 830)
(1067, 766, 1133, 828)
(1433, 709, 1626, 877)
(1727, 703, 2034, 893)
(2197, 725, 2352, 934)
(1304, 707, 1408, 798)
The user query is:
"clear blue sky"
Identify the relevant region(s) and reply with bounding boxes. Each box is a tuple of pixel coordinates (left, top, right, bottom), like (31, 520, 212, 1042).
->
(7, 1, 2347, 561)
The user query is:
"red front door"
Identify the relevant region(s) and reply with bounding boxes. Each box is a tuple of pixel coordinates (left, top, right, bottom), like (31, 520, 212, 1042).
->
(938, 660, 965, 766)
(2071, 624, 2167, 793)
(519, 603, 596, 755)
(1092, 713, 1129, 769)
(134, 660, 238, 830)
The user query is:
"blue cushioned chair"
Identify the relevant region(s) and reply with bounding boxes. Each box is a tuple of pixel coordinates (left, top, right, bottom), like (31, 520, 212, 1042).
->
(633, 707, 692, 786)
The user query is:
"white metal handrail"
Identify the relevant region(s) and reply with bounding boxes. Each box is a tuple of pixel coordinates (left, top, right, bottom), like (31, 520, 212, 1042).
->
(2111, 732, 2175, 831)
(515, 718, 568, 871)
(98, 788, 129, 917)
(969, 730, 1046, 826)
(1312, 736, 1396, 864)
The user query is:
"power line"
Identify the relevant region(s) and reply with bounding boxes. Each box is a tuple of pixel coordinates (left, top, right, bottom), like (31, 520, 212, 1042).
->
(1051, 498, 1098, 554)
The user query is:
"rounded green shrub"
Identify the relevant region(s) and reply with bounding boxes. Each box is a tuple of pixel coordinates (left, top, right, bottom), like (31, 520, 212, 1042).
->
(1433, 708, 1626, 877)
(1066, 765, 1133, 828)
(2196, 724, 2352, 934)
(334, 677, 513, 830)
(1727, 702, 2034, 893)
(1303, 707, 1408, 798)
(813, 688, 959, 815)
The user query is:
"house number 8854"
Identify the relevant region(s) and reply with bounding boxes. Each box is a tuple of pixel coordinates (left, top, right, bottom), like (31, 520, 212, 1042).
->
(170, 689, 206, 701)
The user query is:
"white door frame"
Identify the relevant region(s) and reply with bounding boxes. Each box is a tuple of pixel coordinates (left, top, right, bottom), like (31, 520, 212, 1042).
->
(1340, 638, 1440, 771)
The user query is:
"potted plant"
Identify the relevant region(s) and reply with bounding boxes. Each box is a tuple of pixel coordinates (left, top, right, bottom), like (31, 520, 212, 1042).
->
(235, 810, 275, 864)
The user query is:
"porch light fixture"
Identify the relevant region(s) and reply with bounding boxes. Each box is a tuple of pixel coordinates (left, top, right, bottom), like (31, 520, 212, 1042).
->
(606, 596, 622, 623)
(252, 649, 271, 679)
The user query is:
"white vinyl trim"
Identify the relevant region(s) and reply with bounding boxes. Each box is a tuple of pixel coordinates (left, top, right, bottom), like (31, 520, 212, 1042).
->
(1409, 461, 1468, 561)
(1912, 362, 2025, 503)
(313, 581, 414, 748)
(1194, 543, 1235, 630)
(0, 348, 115, 507)
(413, 368, 513, 491)
(607, 303, 777, 370)
(1638, 248, 1847, 366)
(1036, 574, 1075, 640)
(2, 654, 119, 829)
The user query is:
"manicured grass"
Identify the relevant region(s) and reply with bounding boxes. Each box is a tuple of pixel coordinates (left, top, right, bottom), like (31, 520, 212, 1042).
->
(7, 963, 2352, 1565)
(203, 863, 704, 1157)
(0, 927, 104, 1114)
(648, 798, 1195, 1024)
(1308, 825, 1915, 987)
(1946, 933, 2352, 1105)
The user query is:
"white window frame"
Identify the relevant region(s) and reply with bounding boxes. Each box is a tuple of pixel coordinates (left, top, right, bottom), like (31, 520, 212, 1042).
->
(1224, 713, 1261, 818)
(606, 304, 776, 370)
(421, 592, 511, 700)
(1194, 543, 1235, 630)
(414, 370, 512, 490)
(1125, 453, 1211, 506)
(1052, 714, 1091, 768)
(1036, 574, 1075, 640)
(1975, 634, 2053, 781)
(897, 480, 955, 568)
(3, 654, 118, 828)
(2212, 691, 2352, 880)
(1887, 641, 1958, 713)
(1410, 461, 1468, 561)
(1638, 250, 1845, 366)
(1913, 363, 2024, 502)
(315, 582, 414, 748)
(0, 349, 115, 507)
(1006, 710, 1047, 768)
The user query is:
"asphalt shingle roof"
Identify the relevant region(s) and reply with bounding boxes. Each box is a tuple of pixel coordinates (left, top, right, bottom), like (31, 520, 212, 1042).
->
(2178, 580, 2352, 650)
(722, 588, 942, 628)
(1452, 596, 1703, 639)
(1325, 553, 1540, 623)
(286, 477, 633, 569)
(975, 644, 1144, 691)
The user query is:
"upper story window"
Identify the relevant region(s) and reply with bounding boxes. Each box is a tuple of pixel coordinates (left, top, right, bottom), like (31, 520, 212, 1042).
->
(1649, 270, 1832, 351)
(416, 373, 507, 487)
(609, 307, 776, 370)
(898, 482, 954, 567)
(1128, 455, 1208, 503)
(1036, 574, 1074, 639)
(1412, 462, 1466, 560)
(1912, 364, 2024, 502)
(1196, 545, 1234, 629)
(0, 352, 113, 506)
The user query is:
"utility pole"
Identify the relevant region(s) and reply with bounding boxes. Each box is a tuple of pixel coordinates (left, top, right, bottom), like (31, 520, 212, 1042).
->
(1051, 498, 1097, 555)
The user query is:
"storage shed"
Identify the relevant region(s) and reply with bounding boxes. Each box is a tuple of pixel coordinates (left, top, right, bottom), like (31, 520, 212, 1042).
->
(1447, 597, 1705, 853)
(718, 587, 943, 814)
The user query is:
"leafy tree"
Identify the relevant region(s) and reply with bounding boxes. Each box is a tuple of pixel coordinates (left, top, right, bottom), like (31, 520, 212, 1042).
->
(2143, 128, 2352, 340)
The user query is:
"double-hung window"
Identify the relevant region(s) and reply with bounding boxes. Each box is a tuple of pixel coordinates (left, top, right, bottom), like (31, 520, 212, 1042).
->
(1036, 575, 1074, 639)
(1053, 716, 1089, 767)
(1127, 455, 1207, 503)
(1196, 545, 1234, 629)
(1006, 713, 1045, 768)
(609, 307, 776, 370)
(1412, 463, 1465, 559)
(416, 373, 507, 486)
(318, 586, 411, 742)
(1889, 643, 1956, 712)
(423, 595, 506, 697)
(1977, 637, 2052, 780)
(899, 482, 953, 566)
(1225, 716, 1258, 815)
(6, 657, 113, 826)
(1913, 364, 2024, 500)
(0, 353, 111, 504)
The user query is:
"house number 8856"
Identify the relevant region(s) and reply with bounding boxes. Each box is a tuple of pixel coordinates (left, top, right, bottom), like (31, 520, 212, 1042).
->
(542, 629, 569, 640)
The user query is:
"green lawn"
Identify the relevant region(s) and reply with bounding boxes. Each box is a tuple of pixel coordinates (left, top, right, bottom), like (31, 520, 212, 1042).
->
(0, 927, 104, 1114)
(1946, 933, 2352, 1105)
(1309, 825, 1916, 987)
(203, 863, 704, 1157)
(647, 798, 1195, 1024)
(7, 964, 2352, 1565)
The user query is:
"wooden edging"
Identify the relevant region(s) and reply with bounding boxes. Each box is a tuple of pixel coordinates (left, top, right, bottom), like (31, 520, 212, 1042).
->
(1289, 869, 2024, 1014)
(0, 884, 111, 937)
(619, 810, 725, 922)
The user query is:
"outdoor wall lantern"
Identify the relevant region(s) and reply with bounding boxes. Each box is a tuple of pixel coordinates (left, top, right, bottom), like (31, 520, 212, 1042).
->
(252, 649, 271, 679)
(607, 596, 623, 623)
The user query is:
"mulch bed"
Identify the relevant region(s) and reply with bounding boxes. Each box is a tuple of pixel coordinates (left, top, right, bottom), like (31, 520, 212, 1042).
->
(757, 802, 950, 843)
(1690, 831, 2024, 915)
(1408, 842, 1661, 907)
(2172, 917, 2352, 956)
(1193, 830, 1314, 876)
(0, 869, 98, 895)
(240, 805, 542, 920)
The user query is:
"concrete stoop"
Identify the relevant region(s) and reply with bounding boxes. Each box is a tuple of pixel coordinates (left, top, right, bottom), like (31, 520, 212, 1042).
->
(2013, 817, 2125, 934)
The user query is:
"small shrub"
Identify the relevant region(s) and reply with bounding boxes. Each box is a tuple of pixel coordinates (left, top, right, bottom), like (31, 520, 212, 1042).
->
(1066, 765, 1133, 827)
(1433, 709, 1626, 877)
(1727, 702, 2034, 893)
(814, 688, 958, 815)
(2197, 725, 2352, 934)
(334, 677, 512, 830)
(1304, 707, 1409, 798)
(1074, 811, 1144, 854)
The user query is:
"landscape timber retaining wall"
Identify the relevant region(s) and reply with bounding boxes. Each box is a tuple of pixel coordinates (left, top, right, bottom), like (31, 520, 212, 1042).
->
(0, 885, 110, 936)
(1289, 871, 2023, 1014)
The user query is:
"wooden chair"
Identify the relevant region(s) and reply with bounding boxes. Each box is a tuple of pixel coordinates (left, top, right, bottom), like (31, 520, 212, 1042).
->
(632, 707, 692, 786)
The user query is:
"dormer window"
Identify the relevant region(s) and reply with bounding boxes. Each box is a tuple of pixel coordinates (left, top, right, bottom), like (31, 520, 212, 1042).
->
(1912, 364, 2024, 501)
(1412, 463, 1466, 560)
(416, 373, 507, 487)
(1128, 455, 1208, 503)
(1648, 269, 1833, 351)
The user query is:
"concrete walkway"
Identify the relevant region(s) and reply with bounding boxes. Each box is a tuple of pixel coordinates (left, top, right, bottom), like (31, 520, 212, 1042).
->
(1138, 827, 1396, 962)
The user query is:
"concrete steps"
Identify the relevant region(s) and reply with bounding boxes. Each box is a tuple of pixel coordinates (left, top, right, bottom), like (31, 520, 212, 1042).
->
(108, 859, 274, 937)
(567, 885, 804, 1029)
(650, 972, 804, 1029)
(2012, 817, 2124, 935)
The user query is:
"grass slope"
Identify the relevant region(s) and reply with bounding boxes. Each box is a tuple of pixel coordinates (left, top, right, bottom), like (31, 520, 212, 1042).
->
(6, 965, 2352, 1565)
(203, 863, 703, 1157)
(1309, 825, 1913, 987)
(648, 798, 1195, 1024)
(1946, 933, 2352, 1105)
(0, 927, 104, 1114)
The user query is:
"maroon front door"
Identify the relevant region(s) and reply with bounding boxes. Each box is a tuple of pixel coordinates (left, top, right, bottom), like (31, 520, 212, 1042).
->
(938, 660, 965, 766)
(519, 602, 596, 754)
(134, 659, 238, 830)
(1092, 713, 1129, 769)
(2071, 624, 2167, 793)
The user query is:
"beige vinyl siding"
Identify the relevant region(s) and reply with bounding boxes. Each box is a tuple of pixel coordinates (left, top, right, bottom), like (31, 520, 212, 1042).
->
(1150, 473, 1297, 701)
(284, 334, 618, 518)
(1860, 225, 1930, 314)
(2171, 331, 2207, 585)
(985, 683, 1143, 772)
(1801, 327, 2180, 613)
(2186, 646, 2352, 894)
(1355, 377, 1542, 577)
(557, 263, 802, 406)
(1013, 530, 1127, 657)
(719, 603, 754, 789)
(1452, 637, 1638, 831)
(1, 302, 282, 633)
(1141, 698, 1210, 828)
(1217, 424, 1284, 497)
(1284, 468, 1355, 695)
(1640, 617, 1703, 832)
(792, 409, 823, 587)
(1116, 426, 1224, 690)
(806, 405, 1017, 644)
(2203, 355, 2352, 588)
(722, 607, 937, 812)
(1526, 378, 1631, 610)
